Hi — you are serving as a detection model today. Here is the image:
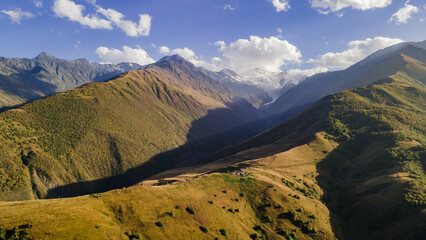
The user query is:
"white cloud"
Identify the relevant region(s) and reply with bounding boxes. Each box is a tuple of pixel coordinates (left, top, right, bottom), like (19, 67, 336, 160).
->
(388, 1, 419, 25)
(224, 4, 236, 11)
(95, 46, 155, 65)
(52, 0, 152, 37)
(218, 36, 302, 73)
(286, 67, 329, 83)
(309, 36, 403, 69)
(52, 0, 112, 29)
(159, 36, 301, 74)
(310, 0, 392, 13)
(277, 27, 283, 33)
(35, 1, 43, 8)
(269, 0, 290, 12)
(158, 46, 171, 54)
(74, 40, 81, 50)
(97, 8, 151, 37)
(1, 8, 34, 24)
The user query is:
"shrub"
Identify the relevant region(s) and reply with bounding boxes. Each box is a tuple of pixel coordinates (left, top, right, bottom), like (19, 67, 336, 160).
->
(175, 205, 181, 209)
(253, 225, 263, 231)
(155, 221, 163, 227)
(199, 226, 208, 233)
(220, 228, 228, 236)
(239, 193, 245, 197)
(250, 233, 260, 239)
(261, 216, 272, 223)
(208, 200, 214, 204)
(0, 227, 5, 240)
(186, 206, 196, 215)
(125, 232, 141, 240)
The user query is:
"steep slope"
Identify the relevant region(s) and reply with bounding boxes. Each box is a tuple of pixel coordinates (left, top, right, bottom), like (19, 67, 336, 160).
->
(201, 55, 426, 239)
(266, 42, 426, 124)
(0, 53, 142, 110)
(0, 57, 261, 201)
(0, 44, 424, 240)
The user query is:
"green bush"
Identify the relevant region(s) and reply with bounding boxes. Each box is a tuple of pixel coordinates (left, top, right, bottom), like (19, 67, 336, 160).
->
(155, 221, 163, 227)
(250, 233, 260, 239)
(185, 206, 196, 215)
(199, 226, 208, 233)
(220, 228, 227, 236)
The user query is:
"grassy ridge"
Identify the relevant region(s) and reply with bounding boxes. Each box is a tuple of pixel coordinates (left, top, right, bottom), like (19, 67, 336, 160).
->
(200, 54, 426, 239)
(0, 67, 256, 201)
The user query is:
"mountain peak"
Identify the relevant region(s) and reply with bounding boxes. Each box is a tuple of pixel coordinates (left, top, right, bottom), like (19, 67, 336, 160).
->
(35, 52, 56, 60)
(158, 54, 187, 63)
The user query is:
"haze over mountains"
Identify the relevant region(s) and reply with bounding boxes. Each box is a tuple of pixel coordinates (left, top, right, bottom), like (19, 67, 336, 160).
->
(0, 40, 424, 239)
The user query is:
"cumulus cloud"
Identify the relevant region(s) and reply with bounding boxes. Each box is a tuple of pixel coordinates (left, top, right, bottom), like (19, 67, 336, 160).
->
(269, 0, 290, 12)
(388, 1, 419, 25)
(52, 0, 112, 29)
(1, 8, 34, 24)
(309, 37, 403, 69)
(158, 46, 171, 55)
(95, 46, 155, 65)
(158, 36, 301, 74)
(97, 8, 151, 37)
(52, 0, 152, 37)
(218, 36, 302, 73)
(310, 0, 392, 13)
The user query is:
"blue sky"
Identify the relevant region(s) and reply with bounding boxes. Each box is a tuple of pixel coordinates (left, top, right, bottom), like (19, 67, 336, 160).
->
(1, 0, 425, 74)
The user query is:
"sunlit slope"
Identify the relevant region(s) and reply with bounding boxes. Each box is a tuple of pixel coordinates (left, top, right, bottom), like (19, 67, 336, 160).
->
(0, 66, 257, 201)
(0, 48, 424, 240)
(0, 53, 142, 110)
(204, 57, 426, 239)
(0, 158, 338, 240)
(266, 44, 426, 123)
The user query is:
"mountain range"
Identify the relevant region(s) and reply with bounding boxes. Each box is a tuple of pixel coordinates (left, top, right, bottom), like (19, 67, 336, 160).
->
(0, 52, 144, 110)
(0, 40, 424, 240)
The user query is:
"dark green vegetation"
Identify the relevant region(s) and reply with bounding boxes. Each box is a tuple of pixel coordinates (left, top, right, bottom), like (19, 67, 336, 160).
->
(0, 224, 32, 240)
(0, 56, 264, 200)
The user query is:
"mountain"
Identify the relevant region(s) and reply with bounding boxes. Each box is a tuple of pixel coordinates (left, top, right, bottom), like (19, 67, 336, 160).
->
(202, 47, 426, 239)
(0, 52, 142, 110)
(0, 42, 424, 240)
(266, 41, 426, 124)
(240, 68, 298, 99)
(0, 55, 262, 201)
(197, 67, 272, 108)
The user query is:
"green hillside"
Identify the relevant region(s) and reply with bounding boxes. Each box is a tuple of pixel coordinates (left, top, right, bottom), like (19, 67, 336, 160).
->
(0, 63, 260, 201)
(204, 53, 426, 239)
(266, 44, 426, 124)
(0, 53, 142, 110)
(0, 47, 424, 239)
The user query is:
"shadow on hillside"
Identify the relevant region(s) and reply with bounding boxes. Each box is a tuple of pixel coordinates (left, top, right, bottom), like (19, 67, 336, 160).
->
(45, 100, 268, 198)
(0, 74, 58, 112)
